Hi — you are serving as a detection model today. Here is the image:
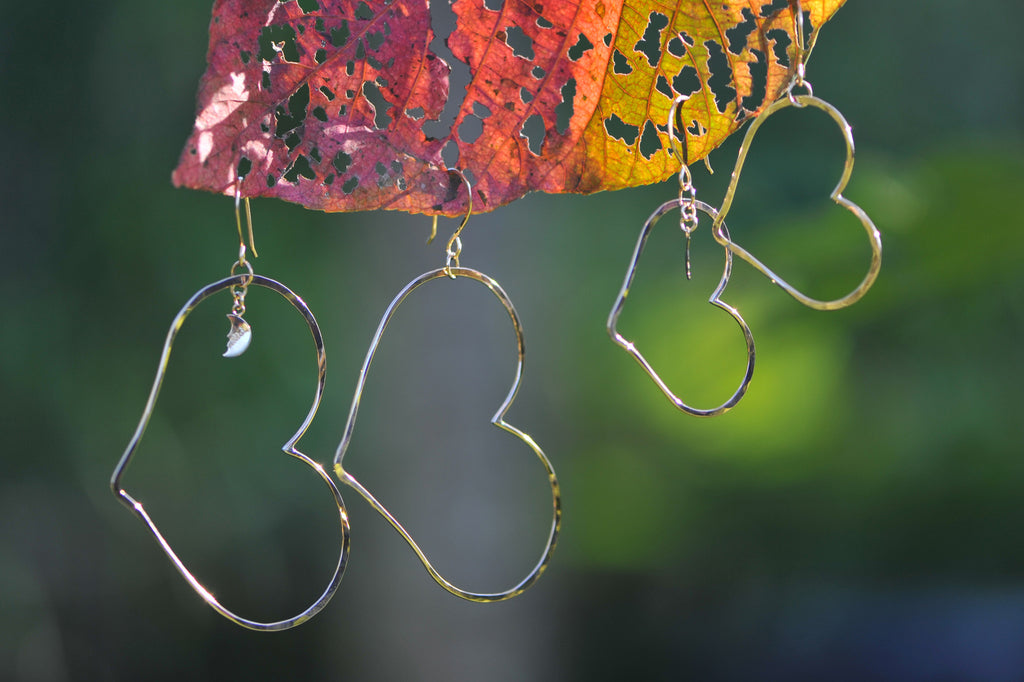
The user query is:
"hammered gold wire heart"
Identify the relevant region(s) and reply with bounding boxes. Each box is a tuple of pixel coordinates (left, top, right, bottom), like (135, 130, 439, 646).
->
(110, 274, 350, 631)
(712, 94, 882, 311)
(608, 199, 756, 416)
(333, 266, 561, 602)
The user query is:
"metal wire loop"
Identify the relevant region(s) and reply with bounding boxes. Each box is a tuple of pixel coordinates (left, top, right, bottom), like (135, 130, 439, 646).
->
(111, 275, 350, 631)
(713, 94, 882, 310)
(608, 199, 755, 416)
(334, 266, 561, 601)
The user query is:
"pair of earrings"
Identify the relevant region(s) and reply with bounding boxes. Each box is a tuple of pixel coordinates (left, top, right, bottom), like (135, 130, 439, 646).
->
(608, 3, 882, 416)
(111, 178, 561, 630)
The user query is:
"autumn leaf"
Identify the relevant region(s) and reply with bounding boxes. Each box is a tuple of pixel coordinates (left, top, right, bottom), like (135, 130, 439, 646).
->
(172, 0, 844, 215)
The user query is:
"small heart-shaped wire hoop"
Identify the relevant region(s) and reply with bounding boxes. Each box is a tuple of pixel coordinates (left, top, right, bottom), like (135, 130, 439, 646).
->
(712, 94, 883, 311)
(111, 274, 350, 631)
(333, 266, 561, 602)
(608, 199, 756, 416)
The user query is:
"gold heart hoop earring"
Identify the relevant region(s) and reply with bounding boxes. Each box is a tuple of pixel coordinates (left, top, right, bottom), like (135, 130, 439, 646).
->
(607, 96, 755, 416)
(712, 0, 882, 310)
(111, 186, 351, 631)
(333, 170, 562, 601)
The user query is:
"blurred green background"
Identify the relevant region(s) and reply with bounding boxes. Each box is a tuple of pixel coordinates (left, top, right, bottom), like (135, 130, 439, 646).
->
(2, 1, 1024, 680)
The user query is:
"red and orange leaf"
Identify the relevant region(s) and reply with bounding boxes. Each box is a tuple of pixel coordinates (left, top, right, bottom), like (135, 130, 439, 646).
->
(172, 0, 844, 216)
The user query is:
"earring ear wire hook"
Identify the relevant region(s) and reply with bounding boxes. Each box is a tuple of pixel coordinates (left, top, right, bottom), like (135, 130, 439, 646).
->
(444, 169, 473, 275)
(234, 183, 258, 263)
(425, 170, 474, 277)
(668, 95, 699, 279)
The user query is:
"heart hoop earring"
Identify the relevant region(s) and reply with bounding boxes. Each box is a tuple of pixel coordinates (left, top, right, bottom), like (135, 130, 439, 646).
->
(333, 171, 561, 601)
(607, 96, 755, 416)
(712, 0, 882, 310)
(111, 189, 350, 631)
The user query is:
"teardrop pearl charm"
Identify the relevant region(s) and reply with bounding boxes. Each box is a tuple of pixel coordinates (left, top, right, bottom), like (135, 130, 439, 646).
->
(223, 313, 252, 357)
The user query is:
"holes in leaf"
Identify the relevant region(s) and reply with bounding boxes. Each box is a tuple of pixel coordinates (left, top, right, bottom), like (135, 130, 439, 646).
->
(604, 114, 639, 145)
(704, 41, 736, 113)
(320, 85, 336, 100)
(262, 72, 271, 89)
(346, 61, 355, 76)
(310, 147, 322, 163)
(766, 28, 791, 66)
(655, 75, 672, 99)
(297, 0, 319, 13)
(316, 18, 325, 32)
(504, 26, 535, 60)
(237, 157, 252, 179)
(354, 2, 373, 20)
(638, 120, 662, 159)
(342, 176, 359, 194)
(421, 0, 471, 142)
(285, 132, 301, 150)
(634, 11, 668, 67)
(355, 40, 366, 60)
(472, 102, 492, 119)
(362, 81, 393, 129)
(483, 0, 503, 10)
(603, 33, 612, 47)
(537, 16, 553, 29)
(520, 87, 533, 103)
(324, 174, 335, 185)
(333, 151, 352, 174)
(330, 21, 350, 47)
(314, 49, 327, 64)
(568, 33, 594, 62)
(520, 114, 545, 155)
(258, 25, 300, 62)
(612, 50, 632, 75)
(284, 155, 316, 183)
(275, 84, 309, 137)
(458, 115, 484, 143)
(555, 78, 576, 134)
(267, 173, 277, 187)
(442, 139, 459, 168)
(672, 65, 700, 97)
(726, 8, 757, 54)
(687, 119, 707, 137)
(312, 106, 328, 122)
(531, 65, 545, 79)
(758, 0, 789, 14)
(740, 49, 767, 113)
(240, 50, 251, 64)
(367, 31, 385, 51)
(666, 35, 686, 58)
(406, 106, 425, 120)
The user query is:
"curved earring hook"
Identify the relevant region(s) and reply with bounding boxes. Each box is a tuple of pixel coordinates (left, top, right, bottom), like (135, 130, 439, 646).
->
(425, 168, 473, 270)
(334, 267, 561, 602)
(443, 168, 473, 277)
(667, 94, 689, 167)
(234, 179, 258, 261)
(608, 199, 756, 416)
(111, 275, 350, 631)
